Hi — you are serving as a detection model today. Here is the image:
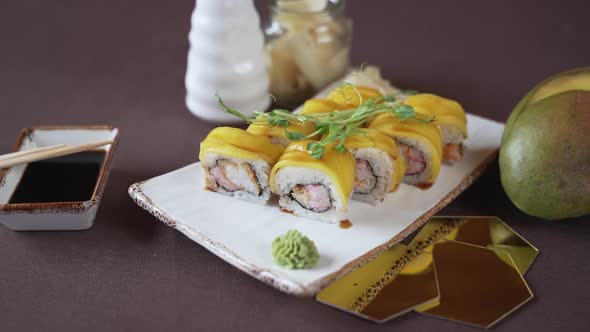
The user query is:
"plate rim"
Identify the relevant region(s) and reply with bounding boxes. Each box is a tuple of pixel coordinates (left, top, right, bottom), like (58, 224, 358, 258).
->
(128, 149, 498, 297)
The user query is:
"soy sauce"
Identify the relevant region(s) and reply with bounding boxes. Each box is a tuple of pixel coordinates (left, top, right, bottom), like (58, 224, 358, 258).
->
(339, 219, 353, 229)
(8, 151, 105, 204)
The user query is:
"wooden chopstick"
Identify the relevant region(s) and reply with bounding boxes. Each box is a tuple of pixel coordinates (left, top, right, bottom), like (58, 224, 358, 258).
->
(0, 144, 67, 161)
(0, 140, 114, 169)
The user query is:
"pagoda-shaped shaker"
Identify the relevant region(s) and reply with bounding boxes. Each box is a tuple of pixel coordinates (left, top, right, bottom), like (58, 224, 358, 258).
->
(185, 0, 270, 122)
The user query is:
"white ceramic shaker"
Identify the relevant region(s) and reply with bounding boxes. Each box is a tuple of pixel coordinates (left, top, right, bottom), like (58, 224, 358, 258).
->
(185, 0, 270, 123)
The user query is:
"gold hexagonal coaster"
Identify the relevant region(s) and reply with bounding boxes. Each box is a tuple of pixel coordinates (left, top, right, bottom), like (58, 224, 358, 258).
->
(407, 217, 538, 275)
(316, 217, 538, 327)
(417, 240, 534, 328)
(316, 244, 440, 322)
(360, 250, 439, 321)
(427, 217, 539, 275)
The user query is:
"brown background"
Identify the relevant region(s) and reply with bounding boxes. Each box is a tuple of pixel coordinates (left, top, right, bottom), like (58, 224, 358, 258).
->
(1, 0, 590, 331)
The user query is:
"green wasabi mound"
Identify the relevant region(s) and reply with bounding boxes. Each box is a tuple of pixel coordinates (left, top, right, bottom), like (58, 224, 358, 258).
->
(272, 229, 319, 269)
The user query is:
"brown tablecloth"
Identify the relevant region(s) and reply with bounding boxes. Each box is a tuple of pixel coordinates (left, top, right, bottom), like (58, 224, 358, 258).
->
(1, 0, 589, 331)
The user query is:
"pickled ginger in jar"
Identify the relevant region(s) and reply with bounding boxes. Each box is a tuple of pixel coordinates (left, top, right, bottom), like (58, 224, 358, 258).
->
(264, 0, 352, 108)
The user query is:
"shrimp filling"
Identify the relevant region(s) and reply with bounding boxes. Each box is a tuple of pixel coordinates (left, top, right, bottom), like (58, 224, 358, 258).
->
(354, 158, 377, 194)
(290, 184, 332, 213)
(210, 160, 261, 195)
(443, 143, 462, 162)
(399, 143, 426, 175)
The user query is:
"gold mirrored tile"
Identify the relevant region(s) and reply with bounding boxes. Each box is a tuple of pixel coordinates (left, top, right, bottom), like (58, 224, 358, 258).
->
(418, 240, 534, 329)
(317, 216, 537, 327)
(425, 216, 539, 275)
(404, 217, 466, 252)
(316, 244, 439, 322)
(359, 251, 439, 321)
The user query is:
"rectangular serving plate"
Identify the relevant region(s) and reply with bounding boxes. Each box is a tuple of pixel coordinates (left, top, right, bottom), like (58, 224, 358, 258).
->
(129, 113, 503, 296)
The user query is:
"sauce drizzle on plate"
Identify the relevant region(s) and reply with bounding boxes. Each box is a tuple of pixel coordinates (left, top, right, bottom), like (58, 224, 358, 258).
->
(339, 219, 353, 229)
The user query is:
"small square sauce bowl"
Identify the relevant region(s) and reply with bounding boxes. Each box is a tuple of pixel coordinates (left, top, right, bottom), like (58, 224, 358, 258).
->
(0, 125, 119, 231)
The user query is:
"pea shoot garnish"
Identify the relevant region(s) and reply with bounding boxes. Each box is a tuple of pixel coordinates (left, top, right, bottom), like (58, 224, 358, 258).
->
(216, 86, 434, 159)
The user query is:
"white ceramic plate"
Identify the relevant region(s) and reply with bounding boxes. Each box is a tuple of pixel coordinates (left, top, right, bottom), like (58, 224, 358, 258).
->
(129, 113, 503, 296)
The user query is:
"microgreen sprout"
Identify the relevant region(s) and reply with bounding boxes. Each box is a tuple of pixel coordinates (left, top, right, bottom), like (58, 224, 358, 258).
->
(215, 87, 435, 159)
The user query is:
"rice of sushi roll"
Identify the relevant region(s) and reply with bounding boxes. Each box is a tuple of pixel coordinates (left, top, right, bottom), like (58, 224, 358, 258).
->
(369, 114, 443, 189)
(345, 129, 406, 204)
(270, 140, 355, 223)
(199, 127, 284, 204)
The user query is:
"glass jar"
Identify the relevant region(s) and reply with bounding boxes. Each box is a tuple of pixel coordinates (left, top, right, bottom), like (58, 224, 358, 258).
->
(264, 0, 352, 108)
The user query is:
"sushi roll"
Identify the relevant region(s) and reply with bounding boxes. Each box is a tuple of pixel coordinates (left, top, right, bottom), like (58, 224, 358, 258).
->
(299, 85, 382, 116)
(369, 114, 443, 189)
(247, 115, 316, 146)
(346, 129, 406, 205)
(404, 94, 468, 162)
(300, 98, 343, 115)
(270, 140, 355, 223)
(199, 127, 284, 204)
(327, 85, 382, 108)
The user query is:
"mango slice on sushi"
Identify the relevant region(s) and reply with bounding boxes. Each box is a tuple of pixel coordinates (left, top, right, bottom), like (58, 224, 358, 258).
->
(369, 114, 443, 189)
(404, 94, 467, 162)
(345, 129, 406, 205)
(270, 140, 355, 223)
(327, 85, 382, 108)
(300, 98, 345, 115)
(247, 115, 316, 146)
(199, 127, 285, 204)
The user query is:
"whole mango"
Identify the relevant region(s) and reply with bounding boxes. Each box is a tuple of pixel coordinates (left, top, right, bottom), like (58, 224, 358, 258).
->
(500, 68, 590, 220)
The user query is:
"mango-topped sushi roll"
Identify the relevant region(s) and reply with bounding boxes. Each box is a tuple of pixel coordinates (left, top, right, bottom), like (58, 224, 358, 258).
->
(199, 127, 284, 204)
(345, 129, 406, 205)
(327, 85, 382, 108)
(270, 141, 355, 223)
(369, 114, 443, 189)
(300, 99, 343, 115)
(404, 94, 468, 162)
(299, 85, 381, 117)
(247, 115, 316, 147)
